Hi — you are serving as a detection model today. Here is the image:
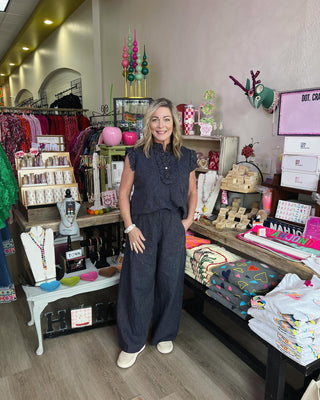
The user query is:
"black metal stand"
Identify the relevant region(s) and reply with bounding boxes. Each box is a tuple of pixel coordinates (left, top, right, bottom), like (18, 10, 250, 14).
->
(236, 160, 264, 183)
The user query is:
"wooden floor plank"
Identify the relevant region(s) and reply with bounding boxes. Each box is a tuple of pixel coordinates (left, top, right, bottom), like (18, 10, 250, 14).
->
(0, 285, 265, 400)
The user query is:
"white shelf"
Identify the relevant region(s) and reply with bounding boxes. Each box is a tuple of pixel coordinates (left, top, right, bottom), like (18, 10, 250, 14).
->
(182, 135, 239, 176)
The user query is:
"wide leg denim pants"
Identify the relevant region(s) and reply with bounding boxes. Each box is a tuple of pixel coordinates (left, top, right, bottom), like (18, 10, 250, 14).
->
(117, 210, 186, 353)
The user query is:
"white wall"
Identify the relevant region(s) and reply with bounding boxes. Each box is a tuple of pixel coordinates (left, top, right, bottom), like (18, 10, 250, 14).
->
(99, 0, 320, 164)
(8, 0, 320, 162)
(9, 0, 97, 110)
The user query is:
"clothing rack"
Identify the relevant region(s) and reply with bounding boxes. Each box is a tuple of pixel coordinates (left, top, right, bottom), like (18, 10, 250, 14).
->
(31, 97, 46, 107)
(90, 105, 112, 127)
(91, 104, 110, 117)
(16, 97, 33, 107)
(0, 106, 88, 114)
(55, 85, 79, 98)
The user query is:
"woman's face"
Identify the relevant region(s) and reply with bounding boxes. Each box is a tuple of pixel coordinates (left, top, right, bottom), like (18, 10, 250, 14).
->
(150, 106, 173, 147)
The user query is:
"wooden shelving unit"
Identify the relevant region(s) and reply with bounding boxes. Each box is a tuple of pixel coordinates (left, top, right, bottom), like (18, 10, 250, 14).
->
(182, 135, 239, 176)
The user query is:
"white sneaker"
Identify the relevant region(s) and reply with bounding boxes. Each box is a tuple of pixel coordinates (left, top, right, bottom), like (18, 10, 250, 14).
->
(117, 345, 145, 368)
(157, 341, 173, 354)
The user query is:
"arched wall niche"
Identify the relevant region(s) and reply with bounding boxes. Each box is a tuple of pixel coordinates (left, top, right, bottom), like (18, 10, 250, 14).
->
(15, 89, 33, 107)
(39, 68, 82, 108)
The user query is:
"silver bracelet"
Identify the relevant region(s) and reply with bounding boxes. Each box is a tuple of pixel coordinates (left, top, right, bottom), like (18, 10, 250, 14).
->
(124, 224, 136, 234)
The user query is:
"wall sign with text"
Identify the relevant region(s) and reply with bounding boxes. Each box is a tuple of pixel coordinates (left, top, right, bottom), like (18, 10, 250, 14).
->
(278, 88, 320, 136)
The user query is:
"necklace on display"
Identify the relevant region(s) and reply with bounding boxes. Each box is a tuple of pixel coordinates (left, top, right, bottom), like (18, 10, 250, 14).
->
(28, 228, 47, 270)
(59, 203, 77, 228)
(202, 173, 216, 213)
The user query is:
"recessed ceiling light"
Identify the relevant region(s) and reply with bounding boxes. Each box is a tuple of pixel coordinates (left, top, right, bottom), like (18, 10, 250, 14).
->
(0, 0, 10, 12)
(44, 19, 53, 25)
(9, 63, 15, 66)
(0, 73, 5, 76)
(22, 47, 29, 51)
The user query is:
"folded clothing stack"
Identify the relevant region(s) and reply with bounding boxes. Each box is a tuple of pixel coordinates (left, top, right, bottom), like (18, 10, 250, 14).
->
(206, 259, 283, 320)
(185, 231, 211, 249)
(185, 243, 241, 287)
(249, 273, 320, 365)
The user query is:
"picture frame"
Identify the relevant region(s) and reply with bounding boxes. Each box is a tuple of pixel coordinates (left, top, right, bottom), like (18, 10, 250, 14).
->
(277, 88, 320, 136)
(113, 97, 152, 132)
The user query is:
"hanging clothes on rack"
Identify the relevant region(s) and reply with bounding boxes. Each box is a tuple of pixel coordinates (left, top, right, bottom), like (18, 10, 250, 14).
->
(16, 114, 32, 152)
(0, 106, 89, 173)
(50, 93, 82, 109)
(63, 114, 79, 151)
(0, 113, 25, 174)
(0, 143, 18, 303)
(25, 113, 42, 143)
(69, 127, 92, 183)
(34, 114, 50, 135)
(47, 114, 64, 136)
(77, 113, 90, 132)
(0, 105, 92, 182)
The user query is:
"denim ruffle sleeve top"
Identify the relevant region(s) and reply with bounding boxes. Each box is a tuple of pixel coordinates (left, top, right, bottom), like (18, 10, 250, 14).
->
(127, 142, 197, 219)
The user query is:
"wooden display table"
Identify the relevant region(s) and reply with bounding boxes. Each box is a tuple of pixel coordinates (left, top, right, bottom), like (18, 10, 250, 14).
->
(14, 207, 123, 356)
(14, 207, 122, 233)
(190, 220, 316, 280)
(187, 220, 320, 399)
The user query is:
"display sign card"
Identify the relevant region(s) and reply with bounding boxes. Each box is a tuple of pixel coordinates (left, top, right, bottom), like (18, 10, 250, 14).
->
(101, 189, 118, 207)
(264, 217, 304, 236)
(278, 89, 320, 136)
(71, 307, 92, 329)
(275, 200, 312, 225)
(35, 135, 65, 151)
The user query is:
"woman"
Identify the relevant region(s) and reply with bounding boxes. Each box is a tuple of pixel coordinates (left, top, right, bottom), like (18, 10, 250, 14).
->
(117, 98, 197, 368)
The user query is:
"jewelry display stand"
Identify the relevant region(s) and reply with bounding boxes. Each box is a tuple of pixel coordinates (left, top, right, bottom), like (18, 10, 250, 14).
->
(57, 189, 80, 236)
(196, 171, 222, 216)
(20, 226, 56, 285)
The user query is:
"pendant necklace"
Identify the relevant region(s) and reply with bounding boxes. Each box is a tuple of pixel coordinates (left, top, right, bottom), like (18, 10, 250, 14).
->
(28, 228, 47, 270)
(202, 173, 216, 213)
(59, 203, 77, 228)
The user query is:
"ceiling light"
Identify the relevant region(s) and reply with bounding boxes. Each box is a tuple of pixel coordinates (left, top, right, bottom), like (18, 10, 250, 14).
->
(9, 63, 14, 66)
(22, 47, 29, 51)
(0, 73, 5, 76)
(44, 19, 53, 25)
(0, 0, 10, 12)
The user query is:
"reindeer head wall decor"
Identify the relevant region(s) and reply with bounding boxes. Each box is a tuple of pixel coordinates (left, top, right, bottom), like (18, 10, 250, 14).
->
(229, 70, 279, 113)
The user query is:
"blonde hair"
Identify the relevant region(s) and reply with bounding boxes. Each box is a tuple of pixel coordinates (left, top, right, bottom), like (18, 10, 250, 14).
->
(134, 98, 182, 159)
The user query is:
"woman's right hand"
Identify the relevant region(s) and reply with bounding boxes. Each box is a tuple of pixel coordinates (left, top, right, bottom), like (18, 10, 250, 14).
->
(128, 226, 146, 253)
